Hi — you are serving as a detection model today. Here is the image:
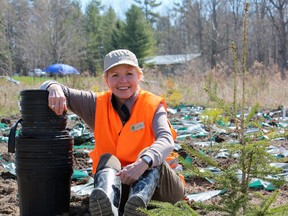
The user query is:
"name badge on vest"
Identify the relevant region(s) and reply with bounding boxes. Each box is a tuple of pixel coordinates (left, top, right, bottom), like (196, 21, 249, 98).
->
(131, 122, 145, 132)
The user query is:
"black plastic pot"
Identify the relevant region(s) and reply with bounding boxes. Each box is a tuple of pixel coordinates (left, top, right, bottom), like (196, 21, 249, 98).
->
(17, 170, 72, 216)
(8, 89, 74, 216)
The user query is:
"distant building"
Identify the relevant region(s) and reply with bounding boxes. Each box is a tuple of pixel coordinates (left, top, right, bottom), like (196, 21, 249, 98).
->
(144, 53, 201, 74)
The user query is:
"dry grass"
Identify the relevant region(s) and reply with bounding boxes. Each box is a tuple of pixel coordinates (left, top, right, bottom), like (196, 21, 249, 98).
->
(142, 62, 287, 110)
(0, 64, 287, 118)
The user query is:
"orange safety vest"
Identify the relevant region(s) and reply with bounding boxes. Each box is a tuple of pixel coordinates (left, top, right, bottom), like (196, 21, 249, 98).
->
(89, 90, 177, 174)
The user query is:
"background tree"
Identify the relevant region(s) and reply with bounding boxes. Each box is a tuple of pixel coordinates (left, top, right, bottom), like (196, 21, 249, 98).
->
(267, 0, 288, 79)
(2, 0, 288, 79)
(32, 0, 83, 65)
(110, 20, 126, 50)
(133, 0, 162, 25)
(101, 7, 118, 54)
(250, 0, 271, 66)
(155, 14, 177, 54)
(84, 0, 104, 75)
(19, 0, 47, 73)
(4, 0, 30, 75)
(210, 0, 222, 69)
(173, 0, 205, 54)
(12, 0, 86, 75)
(0, 1, 12, 76)
(124, 5, 156, 65)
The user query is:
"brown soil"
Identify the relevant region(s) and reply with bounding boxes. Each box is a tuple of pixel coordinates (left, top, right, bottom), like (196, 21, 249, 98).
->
(0, 116, 287, 216)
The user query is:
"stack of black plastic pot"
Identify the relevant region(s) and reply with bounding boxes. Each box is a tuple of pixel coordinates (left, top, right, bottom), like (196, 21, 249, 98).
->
(8, 89, 73, 216)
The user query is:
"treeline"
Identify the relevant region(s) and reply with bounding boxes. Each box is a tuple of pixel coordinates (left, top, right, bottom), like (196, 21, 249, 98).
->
(0, 0, 288, 79)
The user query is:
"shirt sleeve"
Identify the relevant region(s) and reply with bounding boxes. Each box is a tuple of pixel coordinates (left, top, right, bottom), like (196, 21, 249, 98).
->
(40, 80, 97, 130)
(142, 103, 175, 167)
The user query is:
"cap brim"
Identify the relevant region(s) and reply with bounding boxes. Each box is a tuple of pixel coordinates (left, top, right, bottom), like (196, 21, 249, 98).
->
(104, 60, 139, 73)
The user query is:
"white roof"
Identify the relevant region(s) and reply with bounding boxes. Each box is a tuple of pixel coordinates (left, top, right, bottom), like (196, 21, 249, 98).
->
(145, 53, 201, 65)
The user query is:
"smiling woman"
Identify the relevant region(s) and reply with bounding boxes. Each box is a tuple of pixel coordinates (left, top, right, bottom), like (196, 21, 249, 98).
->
(40, 48, 185, 215)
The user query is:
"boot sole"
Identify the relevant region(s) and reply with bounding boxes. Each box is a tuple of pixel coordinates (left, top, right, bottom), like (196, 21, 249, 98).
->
(89, 188, 115, 216)
(124, 196, 146, 216)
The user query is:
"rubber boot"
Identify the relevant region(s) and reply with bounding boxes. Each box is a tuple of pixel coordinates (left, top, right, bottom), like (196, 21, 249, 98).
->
(124, 168, 160, 216)
(89, 168, 121, 216)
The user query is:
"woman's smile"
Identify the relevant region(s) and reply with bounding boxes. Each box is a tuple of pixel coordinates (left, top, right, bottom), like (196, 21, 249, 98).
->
(106, 64, 141, 104)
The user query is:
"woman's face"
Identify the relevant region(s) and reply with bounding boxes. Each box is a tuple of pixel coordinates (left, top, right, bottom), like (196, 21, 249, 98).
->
(105, 64, 141, 105)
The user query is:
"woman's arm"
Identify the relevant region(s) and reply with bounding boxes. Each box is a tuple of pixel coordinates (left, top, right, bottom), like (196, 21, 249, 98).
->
(143, 104, 175, 167)
(41, 80, 97, 130)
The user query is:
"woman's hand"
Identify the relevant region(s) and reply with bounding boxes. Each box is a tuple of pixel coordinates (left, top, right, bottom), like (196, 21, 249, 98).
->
(47, 84, 67, 115)
(116, 159, 149, 185)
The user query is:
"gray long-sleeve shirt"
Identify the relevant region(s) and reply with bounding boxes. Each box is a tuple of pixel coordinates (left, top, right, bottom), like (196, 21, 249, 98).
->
(41, 80, 175, 167)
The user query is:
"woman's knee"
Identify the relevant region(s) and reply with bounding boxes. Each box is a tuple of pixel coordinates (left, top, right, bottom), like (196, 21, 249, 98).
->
(97, 153, 121, 171)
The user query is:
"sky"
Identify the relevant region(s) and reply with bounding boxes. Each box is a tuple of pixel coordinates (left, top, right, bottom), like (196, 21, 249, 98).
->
(81, 0, 179, 19)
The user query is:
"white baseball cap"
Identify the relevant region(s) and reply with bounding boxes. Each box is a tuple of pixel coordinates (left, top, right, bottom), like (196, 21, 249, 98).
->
(103, 49, 140, 73)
